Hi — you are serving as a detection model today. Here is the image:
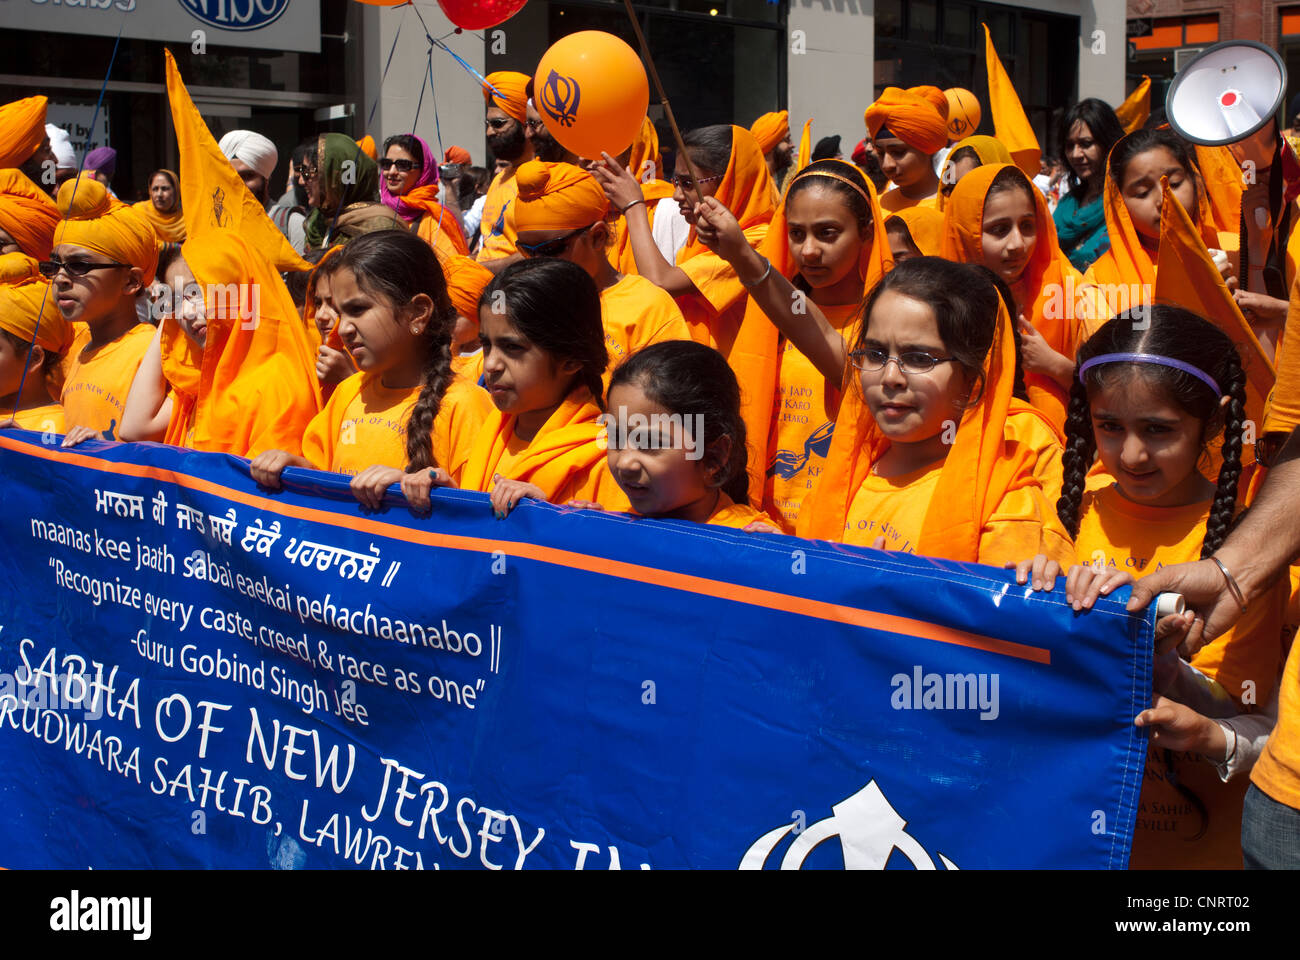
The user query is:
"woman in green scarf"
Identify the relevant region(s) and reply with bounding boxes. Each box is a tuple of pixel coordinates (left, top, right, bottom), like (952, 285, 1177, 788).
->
(1052, 99, 1124, 272)
(303, 133, 400, 250)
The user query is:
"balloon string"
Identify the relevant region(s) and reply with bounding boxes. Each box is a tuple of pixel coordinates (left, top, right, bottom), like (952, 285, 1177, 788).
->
(14, 23, 122, 428)
(365, 1, 408, 133)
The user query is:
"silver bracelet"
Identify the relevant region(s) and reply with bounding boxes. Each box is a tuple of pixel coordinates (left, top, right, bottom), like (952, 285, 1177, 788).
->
(741, 255, 772, 288)
(1209, 556, 1248, 613)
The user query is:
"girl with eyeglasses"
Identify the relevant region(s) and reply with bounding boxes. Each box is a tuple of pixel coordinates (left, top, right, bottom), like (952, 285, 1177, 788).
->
(793, 256, 1073, 568)
(591, 124, 775, 360)
(379, 133, 469, 263)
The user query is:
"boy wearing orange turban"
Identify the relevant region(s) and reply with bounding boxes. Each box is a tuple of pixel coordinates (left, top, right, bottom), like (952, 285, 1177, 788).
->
(514, 160, 688, 383)
(478, 71, 535, 269)
(0, 95, 55, 195)
(864, 87, 946, 213)
(750, 110, 794, 200)
(0, 170, 60, 260)
(52, 174, 158, 440)
(442, 254, 494, 383)
(0, 278, 73, 432)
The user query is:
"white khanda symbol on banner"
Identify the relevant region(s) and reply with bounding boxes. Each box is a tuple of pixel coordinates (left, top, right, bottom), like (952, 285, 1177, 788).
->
(738, 780, 959, 870)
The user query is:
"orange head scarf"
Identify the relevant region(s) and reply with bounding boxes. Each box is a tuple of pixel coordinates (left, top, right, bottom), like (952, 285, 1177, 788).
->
(514, 161, 609, 233)
(483, 72, 529, 124)
(887, 207, 944, 256)
(937, 135, 1013, 211)
(627, 116, 663, 182)
(941, 162, 1079, 430)
(733, 160, 893, 503)
(750, 111, 790, 154)
(131, 169, 186, 244)
(0, 278, 72, 355)
(677, 126, 776, 264)
(0, 169, 60, 259)
(864, 88, 948, 156)
(907, 86, 950, 121)
(796, 262, 1039, 562)
(443, 254, 494, 319)
(0, 252, 40, 284)
(0, 95, 48, 169)
(53, 174, 160, 284)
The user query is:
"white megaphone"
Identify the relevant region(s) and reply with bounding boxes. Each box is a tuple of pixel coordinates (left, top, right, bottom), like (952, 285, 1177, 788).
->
(1166, 40, 1285, 168)
(1166, 40, 1289, 296)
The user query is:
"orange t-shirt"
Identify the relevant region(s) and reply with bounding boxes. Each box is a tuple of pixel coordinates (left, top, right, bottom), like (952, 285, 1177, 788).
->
(600, 273, 690, 379)
(1006, 407, 1065, 508)
(2, 402, 64, 434)
(477, 168, 520, 263)
(451, 349, 484, 385)
(1074, 484, 1288, 869)
(707, 491, 776, 529)
(765, 301, 858, 533)
(844, 458, 1073, 568)
(1251, 632, 1300, 815)
(675, 222, 767, 358)
(878, 188, 939, 214)
(300, 372, 491, 478)
(60, 323, 154, 438)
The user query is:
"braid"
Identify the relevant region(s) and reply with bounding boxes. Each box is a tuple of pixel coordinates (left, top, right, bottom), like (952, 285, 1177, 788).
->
(403, 331, 455, 474)
(1010, 319, 1029, 401)
(1057, 377, 1094, 538)
(1201, 354, 1247, 558)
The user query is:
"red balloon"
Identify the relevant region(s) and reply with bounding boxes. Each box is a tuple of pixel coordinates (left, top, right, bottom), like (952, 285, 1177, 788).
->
(433, 0, 528, 30)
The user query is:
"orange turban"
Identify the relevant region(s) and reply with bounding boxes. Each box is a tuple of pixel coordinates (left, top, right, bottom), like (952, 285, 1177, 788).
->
(356, 135, 377, 160)
(750, 111, 790, 154)
(52, 174, 159, 284)
(444, 145, 472, 166)
(0, 169, 60, 259)
(864, 88, 948, 156)
(0, 252, 40, 284)
(0, 95, 48, 169)
(0, 279, 73, 355)
(442, 254, 494, 318)
(513, 161, 608, 233)
(483, 71, 529, 124)
(907, 86, 950, 121)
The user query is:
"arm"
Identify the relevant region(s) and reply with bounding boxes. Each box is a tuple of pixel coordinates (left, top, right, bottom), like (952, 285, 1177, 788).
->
(120, 324, 173, 443)
(591, 153, 699, 297)
(1129, 425, 1300, 648)
(694, 195, 848, 385)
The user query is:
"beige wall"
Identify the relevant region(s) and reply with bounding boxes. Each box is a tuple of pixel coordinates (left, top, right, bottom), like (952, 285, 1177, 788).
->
(786, 0, 876, 157)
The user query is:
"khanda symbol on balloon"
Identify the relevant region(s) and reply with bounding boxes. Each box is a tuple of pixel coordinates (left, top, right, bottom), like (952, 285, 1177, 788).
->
(210, 186, 232, 228)
(540, 69, 582, 128)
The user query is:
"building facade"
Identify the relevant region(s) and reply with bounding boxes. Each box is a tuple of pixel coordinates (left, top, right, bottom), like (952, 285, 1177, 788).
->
(2, 0, 1126, 203)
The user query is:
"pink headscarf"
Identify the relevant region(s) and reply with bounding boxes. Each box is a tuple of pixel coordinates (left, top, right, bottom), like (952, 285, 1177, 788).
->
(379, 134, 440, 223)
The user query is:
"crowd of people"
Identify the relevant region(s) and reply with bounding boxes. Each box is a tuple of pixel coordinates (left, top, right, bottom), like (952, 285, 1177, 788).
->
(1, 51, 1299, 870)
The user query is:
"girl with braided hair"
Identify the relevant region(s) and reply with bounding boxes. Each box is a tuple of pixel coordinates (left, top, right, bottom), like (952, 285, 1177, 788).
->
(250, 229, 493, 511)
(400, 258, 631, 519)
(1012, 305, 1289, 869)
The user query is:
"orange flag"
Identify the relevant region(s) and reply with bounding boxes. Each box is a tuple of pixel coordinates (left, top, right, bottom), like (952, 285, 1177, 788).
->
(1116, 76, 1151, 134)
(1155, 178, 1273, 464)
(1193, 144, 1244, 238)
(981, 23, 1041, 178)
(165, 50, 308, 274)
(794, 118, 812, 176)
(165, 49, 321, 457)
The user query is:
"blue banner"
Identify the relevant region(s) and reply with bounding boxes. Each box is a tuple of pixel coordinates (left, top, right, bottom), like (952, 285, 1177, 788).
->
(0, 430, 1151, 869)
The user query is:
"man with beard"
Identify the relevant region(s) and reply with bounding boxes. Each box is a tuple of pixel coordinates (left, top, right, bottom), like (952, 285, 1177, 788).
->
(524, 78, 580, 165)
(218, 130, 280, 208)
(478, 71, 534, 272)
(1, 96, 57, 197)
(750, 111, 794, 201)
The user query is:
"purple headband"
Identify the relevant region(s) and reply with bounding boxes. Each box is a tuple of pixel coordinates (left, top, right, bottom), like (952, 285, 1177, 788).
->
(1077, 352, 1221, 396)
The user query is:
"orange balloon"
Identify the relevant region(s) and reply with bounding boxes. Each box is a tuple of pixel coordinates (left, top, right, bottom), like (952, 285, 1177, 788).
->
(533, 31, 649, 160)
(944, 88, 982, 142)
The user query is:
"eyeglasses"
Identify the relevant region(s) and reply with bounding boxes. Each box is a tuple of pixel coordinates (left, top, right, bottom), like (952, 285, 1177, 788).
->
(524, 119, 546, 133)
(379, 158, 417, 173)
(849, 348, 958, 375)
(485, 117, 513, 130)
(38, 257, 129, 279)
(297, 165, 319, 182)
(517, 223, 596, 258)
(670, 173, 723, 190)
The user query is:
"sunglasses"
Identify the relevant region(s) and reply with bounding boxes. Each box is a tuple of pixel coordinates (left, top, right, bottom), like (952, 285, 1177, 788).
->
(485, 118, 514, 130)
(517, 224, 596, 258)
(379, 158, 417, 173)
(39, 257, 129, 278)
(670, 173, 723, 190)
